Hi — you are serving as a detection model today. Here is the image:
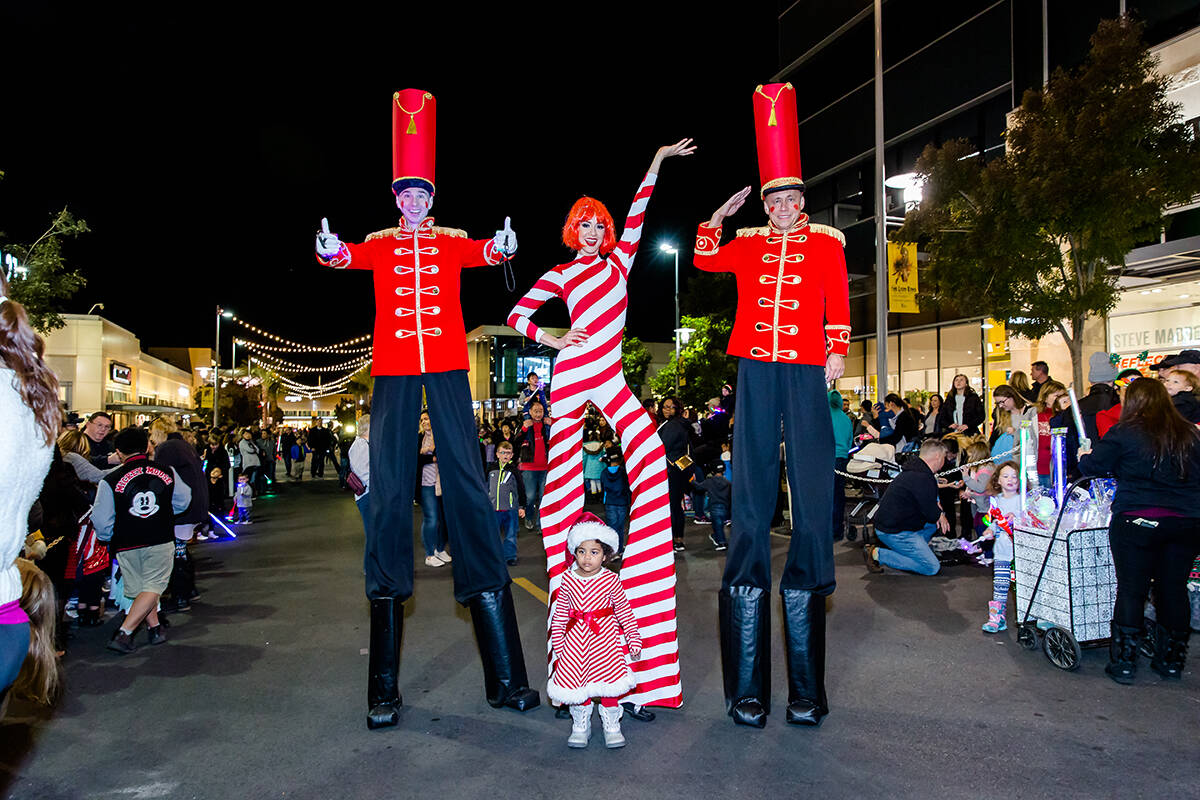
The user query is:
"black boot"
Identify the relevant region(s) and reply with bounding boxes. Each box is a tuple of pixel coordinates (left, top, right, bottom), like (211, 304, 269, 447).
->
(468, 585, 540, 712)
(1150, 623, 1189, 680)
(781, 589, 829, 726)
(1105, 622, 1140, 686)
(718, 585, 770, 728)
(367, 597, 402, 729)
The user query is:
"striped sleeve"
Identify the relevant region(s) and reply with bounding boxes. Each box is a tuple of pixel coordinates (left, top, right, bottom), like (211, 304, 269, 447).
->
(507, 268, 565, 344)
(550, 579, 571, 656)
(609, 575, 642, 651)
(611, 171, 657, 276)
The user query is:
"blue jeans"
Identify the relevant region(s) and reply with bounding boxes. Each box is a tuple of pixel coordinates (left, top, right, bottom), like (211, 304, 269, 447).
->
(604, 504, 629, 552)
(709, 502, 729, 546)
(876, 522, 941, 575)
(497, 509, 519, 560)
(418, 484, 447, 557)
(521, 469, 547, 528)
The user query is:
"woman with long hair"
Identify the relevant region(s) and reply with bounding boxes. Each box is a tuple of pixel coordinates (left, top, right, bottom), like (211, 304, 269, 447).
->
(506, 140, 694, 711)
(937, 374, 985, 436)
(657, 395, 695, 551)
(923, 393, 942, 436)
(1079, 378, 1200, 685)
(0, 272, 60, 699)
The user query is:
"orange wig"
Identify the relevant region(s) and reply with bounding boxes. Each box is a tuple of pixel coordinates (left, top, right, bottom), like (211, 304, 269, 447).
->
(562, 197, 617, 255)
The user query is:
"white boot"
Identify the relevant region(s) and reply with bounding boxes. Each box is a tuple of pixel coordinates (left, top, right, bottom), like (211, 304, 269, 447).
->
(567, 703, 593, 748)
(598, 703, 625, 748)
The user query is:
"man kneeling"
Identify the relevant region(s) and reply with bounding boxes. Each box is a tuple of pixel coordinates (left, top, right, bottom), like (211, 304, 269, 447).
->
(863, 438, 949, 575)
(93, 426, 192, 653)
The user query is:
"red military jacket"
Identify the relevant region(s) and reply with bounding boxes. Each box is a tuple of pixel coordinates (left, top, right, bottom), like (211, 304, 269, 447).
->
(693, 216, 850, 366)
(317, 217, 504, 375)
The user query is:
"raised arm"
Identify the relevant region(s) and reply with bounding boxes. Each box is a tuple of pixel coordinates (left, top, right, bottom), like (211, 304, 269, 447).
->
(693, 186, 752, 274)
(612, 139, 696, 274)
(314, 218, 372, 271)
(507, 269, 570, 348)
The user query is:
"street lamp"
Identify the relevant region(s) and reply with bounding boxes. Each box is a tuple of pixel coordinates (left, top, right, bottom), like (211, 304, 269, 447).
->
(214, 306, 233, 427)
(660, 243, 681, 393)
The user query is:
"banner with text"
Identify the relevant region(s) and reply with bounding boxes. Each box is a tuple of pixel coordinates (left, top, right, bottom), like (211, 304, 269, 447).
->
(887, 242, 919, 313)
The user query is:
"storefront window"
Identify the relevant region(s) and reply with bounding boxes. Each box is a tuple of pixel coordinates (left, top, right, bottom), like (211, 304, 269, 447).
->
(1108, 276, 1200, 371)
(865, 335, 899, 401)
(940, 323, 984, 396)
(899, 329, 937, 397)
(835, 340, 866, 399)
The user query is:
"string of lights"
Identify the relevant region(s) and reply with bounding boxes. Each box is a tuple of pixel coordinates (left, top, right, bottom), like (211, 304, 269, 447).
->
(237, 339, 373, 355)
(228, 315, 371, 352)
(237, 342, 371, 373)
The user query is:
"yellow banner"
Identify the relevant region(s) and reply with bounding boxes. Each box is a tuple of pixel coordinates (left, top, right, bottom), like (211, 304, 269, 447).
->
(887, 242, 919, 313)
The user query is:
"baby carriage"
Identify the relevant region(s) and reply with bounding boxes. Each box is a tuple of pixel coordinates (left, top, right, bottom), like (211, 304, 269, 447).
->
(842, 442, 901, 543)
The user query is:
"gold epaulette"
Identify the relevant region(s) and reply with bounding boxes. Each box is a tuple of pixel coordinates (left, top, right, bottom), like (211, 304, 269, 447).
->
(365, 227, 403, 241)
(735, 226, 770, 238)
(808, 223, 846, 247)
(431, 226, 467, 238)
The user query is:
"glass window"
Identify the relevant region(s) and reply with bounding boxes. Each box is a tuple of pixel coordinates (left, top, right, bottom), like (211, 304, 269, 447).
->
(836, 340, 867, 399)
(940, 323, 984, 395)
(865, 335, 899, 400)
(900, 329, 938, 397)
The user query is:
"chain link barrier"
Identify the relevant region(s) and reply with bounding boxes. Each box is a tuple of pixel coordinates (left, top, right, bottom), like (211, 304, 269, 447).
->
(833, 447, 1018, 485)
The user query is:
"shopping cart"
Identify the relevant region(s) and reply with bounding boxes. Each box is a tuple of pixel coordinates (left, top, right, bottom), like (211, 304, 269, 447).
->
(1013, 476, 1115, 671)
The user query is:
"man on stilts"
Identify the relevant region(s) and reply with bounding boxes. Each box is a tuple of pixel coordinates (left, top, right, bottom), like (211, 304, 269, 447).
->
(315, 88, 539, 729)
(693, 83, 850, 728)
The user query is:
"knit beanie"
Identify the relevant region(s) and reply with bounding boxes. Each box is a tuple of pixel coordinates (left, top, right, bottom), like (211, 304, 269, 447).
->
(1088, 352, 1118, 384)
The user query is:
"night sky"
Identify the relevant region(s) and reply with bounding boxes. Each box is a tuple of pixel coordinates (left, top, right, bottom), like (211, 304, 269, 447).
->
(1, 6, 779, 362)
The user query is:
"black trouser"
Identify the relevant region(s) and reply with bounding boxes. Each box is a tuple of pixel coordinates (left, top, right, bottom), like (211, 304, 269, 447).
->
(367, 371, 510, 604)
(724, 360, 835, 594)
(1108, 514, 1200, 631)
(667, 465, 688, 541)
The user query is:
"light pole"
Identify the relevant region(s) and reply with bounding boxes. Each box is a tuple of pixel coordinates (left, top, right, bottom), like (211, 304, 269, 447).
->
(214, 306, 232, 427)
(660, 243, 680, 393)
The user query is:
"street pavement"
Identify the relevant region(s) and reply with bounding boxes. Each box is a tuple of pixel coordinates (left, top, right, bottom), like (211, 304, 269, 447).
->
(2, 478, 1197, 799)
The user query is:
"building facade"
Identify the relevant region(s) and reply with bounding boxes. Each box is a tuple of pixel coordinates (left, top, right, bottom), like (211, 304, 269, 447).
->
(776, 0, 1200, 403)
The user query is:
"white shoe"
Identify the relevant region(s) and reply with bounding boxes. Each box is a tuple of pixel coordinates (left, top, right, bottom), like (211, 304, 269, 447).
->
(434, 550, 452, 564)
(598, 704, 625, 748)
(567, 704, 593, 748)
(424, 556, 444, 568)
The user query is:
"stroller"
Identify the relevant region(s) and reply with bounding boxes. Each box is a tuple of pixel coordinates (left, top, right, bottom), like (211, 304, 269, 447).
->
(842, 442, 901, 543)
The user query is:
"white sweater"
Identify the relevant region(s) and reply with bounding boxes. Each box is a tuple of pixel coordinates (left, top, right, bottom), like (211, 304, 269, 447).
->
(0, 369, 54, 606)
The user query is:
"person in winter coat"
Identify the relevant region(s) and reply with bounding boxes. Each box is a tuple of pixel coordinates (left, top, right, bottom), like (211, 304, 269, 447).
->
(487, 442, 522, 566)
(937, 374, 985, 437)
(829, 389, 853, 542)
(1078, 378, 1200, 685)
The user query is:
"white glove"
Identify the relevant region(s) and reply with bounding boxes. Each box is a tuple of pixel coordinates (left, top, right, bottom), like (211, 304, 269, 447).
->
(316, 217, 342, 257)
(492, 216, 517, 257)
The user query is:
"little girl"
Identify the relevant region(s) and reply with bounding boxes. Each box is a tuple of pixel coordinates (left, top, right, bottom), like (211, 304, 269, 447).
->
(549, 514, 642, 749)
(981, 461, 1022, 633)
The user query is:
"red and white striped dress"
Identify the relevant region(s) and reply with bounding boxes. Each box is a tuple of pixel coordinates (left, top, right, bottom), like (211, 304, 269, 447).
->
(507, 172, 682, 709)
(548, 568, 642, 704)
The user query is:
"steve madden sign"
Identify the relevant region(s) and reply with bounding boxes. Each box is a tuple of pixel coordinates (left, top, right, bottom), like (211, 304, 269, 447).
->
(1108, 306, 1200, 353)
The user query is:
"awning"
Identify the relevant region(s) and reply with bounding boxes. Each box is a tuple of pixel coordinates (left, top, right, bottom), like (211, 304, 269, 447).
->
(106, 403, 198, 414)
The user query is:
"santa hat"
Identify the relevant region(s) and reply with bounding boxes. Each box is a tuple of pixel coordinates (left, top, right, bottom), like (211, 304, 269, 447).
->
(566, 512, 620, 554)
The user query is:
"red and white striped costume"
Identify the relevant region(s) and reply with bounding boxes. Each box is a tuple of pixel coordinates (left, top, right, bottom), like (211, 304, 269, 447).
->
(507, 172, 682, 708)
(548, 568, 641, 704)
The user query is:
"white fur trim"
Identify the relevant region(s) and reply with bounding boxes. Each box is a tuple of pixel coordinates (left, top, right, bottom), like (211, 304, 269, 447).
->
(566, 519, 620, 554)
(546, 672, 637, 706)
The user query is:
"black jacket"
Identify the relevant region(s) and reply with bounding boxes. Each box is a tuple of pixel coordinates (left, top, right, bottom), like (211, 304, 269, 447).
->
(1078, 422, 1200, 515)
(874, 457, 943, 534)
(936, 390, 986, 436)
(657, 418, 693, 463)
(154, 438, 210, 525)
(879, 407, 919, 447)
(1077, 383, 1119, 443)
(1172, 391, 1200, 424)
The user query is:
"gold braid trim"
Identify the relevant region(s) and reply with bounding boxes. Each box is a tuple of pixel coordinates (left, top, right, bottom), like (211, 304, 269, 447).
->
(366, 227, 404, 241)
(431, 226, 467, 238)
(736, 226, 770, 238)
(808, 224, 846, 247)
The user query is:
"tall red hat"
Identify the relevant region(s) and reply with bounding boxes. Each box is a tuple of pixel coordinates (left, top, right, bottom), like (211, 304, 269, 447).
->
(752, 82, 804, 198)
(392, 89, 436, 195)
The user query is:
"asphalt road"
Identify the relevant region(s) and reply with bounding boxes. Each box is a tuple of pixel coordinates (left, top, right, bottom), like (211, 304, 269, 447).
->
(2, 478, 1196, 799)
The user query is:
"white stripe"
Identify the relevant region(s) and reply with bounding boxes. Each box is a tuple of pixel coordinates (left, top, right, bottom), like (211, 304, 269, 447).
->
(624, 576, 677, 601)
(635, 620, 678, 639)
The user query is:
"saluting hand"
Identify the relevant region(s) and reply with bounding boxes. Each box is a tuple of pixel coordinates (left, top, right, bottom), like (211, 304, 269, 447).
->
(709, 186, 752, 228)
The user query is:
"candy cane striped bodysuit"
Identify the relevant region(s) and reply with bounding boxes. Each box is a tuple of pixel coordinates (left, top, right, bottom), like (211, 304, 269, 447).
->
(507, 172, 682, 708)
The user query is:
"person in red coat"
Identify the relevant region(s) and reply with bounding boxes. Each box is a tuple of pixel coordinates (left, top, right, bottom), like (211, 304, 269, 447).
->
(693, 83, 849, 729)
(315, 89, 538, 729)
